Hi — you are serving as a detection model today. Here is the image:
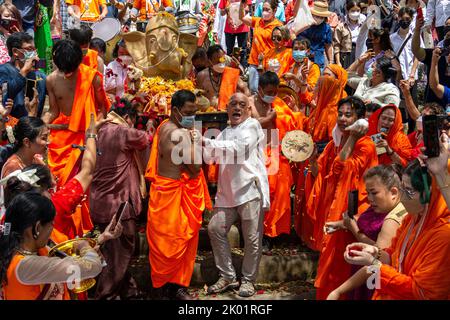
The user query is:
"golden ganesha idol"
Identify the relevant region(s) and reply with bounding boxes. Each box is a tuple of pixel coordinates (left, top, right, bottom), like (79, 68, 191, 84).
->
(122, 12, 198, 80)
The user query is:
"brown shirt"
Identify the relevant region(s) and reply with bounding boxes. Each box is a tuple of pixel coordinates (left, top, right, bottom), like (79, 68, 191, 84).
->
(90, 122, 150, 224)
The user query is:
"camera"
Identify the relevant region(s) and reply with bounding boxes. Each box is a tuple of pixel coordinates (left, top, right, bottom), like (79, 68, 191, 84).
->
(0, 19, 10, 29)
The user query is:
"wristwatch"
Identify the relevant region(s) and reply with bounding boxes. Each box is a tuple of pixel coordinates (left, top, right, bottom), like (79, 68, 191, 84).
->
(86, 133, 97, 140)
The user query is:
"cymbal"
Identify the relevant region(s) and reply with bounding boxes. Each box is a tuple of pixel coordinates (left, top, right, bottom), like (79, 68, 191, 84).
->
(281, 130, 314, 162)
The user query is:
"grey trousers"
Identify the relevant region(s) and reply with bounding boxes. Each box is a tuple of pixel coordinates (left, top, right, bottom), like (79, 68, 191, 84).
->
(208, 198, 264, 283)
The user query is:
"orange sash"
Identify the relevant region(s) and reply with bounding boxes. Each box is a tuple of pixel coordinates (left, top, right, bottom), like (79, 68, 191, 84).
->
(47, 64, 99, 239)
(83, 49, 98, 70)
(217, 67, 240, 111)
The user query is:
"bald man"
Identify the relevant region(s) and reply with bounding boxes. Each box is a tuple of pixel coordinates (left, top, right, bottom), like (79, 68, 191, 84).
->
(203, 93, 270, 297)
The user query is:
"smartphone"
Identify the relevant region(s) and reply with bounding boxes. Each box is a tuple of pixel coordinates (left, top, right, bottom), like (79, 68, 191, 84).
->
(34, 59, 46, 70)
(1, 82, 7, 102)
(0, 19, 10, 29)
(347, 190, 358, 219)
(423, 115, 440, 158)
(25, 79, 36, 100)
(417, 6, 423, 21)
(371, 133, 383, 144)
(116, 201, 129, 222)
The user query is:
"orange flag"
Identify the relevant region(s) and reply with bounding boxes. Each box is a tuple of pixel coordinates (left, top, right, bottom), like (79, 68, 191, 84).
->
(144, 120, 212, 288)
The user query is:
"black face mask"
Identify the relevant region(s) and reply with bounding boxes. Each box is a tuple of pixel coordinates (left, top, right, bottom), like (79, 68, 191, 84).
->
(366, 38, 374, 50)
(399, 20, 411, 29)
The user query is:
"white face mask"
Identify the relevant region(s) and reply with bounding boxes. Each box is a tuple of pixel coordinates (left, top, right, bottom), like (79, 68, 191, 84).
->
(118, 55, 133, 66)
(348, 11, 360, 21)
(212, 62, 226, 74)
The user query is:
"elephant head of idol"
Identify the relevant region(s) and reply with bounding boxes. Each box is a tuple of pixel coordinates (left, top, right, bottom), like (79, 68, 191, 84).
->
(121, 12, 198, 80)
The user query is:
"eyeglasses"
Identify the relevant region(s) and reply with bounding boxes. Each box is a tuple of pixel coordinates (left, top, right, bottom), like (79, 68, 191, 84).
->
(400, 183, 417, 200)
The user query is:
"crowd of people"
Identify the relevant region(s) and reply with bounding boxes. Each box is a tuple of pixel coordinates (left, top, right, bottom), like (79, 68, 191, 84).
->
(0, 0, 449, 301)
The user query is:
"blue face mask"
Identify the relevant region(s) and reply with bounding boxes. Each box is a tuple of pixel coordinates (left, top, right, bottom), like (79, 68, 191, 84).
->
(262, 95, 276, 104)
(292, 50, 307, 62)
(366, 67, 374, 80)
(176, 109, 196, 128)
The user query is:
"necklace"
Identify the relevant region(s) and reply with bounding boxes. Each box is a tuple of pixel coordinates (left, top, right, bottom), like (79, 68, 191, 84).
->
(209, 68, 222, 94)
(17, 248, 38, 256)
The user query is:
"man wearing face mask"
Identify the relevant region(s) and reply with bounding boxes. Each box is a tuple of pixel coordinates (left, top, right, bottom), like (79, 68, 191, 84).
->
(294, 1, 333, 71)
(144, 90, 212, 299)
(250, 71, 298, 249)
(104, 40, 133, 100)
(196, 44, 249, 110)
(69, 25, 105, 74)
(0, 32, 46, 119)
(390, 7, 420, 90)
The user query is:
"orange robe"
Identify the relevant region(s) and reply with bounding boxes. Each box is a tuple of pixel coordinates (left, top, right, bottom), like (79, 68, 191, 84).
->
(145, 120, 212, 288)
(263, 47, 293, 78)
(83, 49, 98, 70)
(263, 98, 297, 237)
(295, 65, 348, 244)
(217, 67, 240, 111)
(304, 64, 348, 143)
(306, 137, 378, 299)
(367, 105, 414, 167)
(47, 64, 102, 238)
(373, 178, 450, 300)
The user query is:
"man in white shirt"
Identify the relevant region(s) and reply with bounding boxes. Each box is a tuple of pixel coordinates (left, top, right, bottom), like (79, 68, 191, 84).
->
(204, 92, 270, 298)
(390, 7, 422, 83)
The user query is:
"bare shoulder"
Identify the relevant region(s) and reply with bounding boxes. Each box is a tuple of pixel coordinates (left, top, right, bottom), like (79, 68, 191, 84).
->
(46, 71, 58, 84)
(196, 68, 209, 82)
